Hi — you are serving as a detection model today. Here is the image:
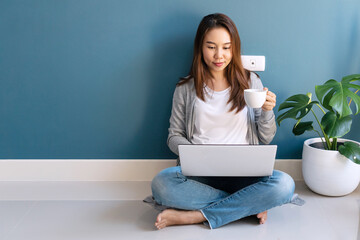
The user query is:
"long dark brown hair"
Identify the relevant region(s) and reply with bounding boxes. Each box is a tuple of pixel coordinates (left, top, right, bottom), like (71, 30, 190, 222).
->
(179, 13, 250, 113)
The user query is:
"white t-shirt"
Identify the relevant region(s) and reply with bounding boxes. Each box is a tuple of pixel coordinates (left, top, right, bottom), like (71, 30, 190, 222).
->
(192, 85, 249, 144)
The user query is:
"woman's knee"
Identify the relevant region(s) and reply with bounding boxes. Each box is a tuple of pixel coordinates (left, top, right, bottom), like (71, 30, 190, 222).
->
(152, 166, 180, 185)
(271, 170, 295, 201)
(151, 166, 181, 202)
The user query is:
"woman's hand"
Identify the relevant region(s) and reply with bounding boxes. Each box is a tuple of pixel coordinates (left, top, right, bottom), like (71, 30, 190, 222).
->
(262, 87, 276, 111)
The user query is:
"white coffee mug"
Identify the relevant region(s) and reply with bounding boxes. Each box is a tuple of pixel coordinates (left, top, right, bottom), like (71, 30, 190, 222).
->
(244, 89, 267, 108)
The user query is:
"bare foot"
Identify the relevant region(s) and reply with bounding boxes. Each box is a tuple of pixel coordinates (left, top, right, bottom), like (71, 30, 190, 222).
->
(257, 211, 267, 224)
(155, 209, 206, 230)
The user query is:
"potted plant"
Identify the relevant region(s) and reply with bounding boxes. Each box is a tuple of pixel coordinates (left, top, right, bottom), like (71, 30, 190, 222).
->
(277, 74, 360, 196)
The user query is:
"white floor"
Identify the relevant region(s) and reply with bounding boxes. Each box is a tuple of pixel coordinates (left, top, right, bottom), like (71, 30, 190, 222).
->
(0, 181, 359, 240)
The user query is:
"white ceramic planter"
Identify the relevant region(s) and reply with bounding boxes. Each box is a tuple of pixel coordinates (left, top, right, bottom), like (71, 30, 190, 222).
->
(302, 138, 360, 196)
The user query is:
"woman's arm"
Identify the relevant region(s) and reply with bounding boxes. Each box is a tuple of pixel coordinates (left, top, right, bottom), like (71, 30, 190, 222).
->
(167, 85, 192, 156)
(255, 106, 276, 144)
(251, 74, 277, 144)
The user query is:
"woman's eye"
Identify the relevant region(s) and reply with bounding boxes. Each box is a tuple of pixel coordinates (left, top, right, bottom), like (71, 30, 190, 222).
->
(208, 46, 215, 49)
(224, 47, 231, 50)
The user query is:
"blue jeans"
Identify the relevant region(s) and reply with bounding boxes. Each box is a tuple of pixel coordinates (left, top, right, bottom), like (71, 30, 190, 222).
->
(151, 166, 296, 229)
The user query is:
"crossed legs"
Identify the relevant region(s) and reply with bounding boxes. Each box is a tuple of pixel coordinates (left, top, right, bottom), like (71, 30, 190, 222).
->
(151, 166, 294, 229)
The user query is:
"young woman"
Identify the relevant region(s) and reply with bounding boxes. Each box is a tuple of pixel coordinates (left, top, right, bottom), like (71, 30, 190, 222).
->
(150, 13, 298, 230)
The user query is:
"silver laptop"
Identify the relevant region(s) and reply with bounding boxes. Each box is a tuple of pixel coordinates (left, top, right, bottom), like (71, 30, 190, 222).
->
(179, 144, 277, 176)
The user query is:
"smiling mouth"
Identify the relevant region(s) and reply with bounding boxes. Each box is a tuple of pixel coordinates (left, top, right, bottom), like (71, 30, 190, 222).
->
(213, 62, 224, 67)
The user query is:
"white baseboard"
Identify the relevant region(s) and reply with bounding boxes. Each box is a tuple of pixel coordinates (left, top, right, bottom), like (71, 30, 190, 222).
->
(0, 159, 303, 181)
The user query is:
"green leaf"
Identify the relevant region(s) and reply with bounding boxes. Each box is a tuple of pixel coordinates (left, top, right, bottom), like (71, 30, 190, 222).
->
(277, 94, 318, 126)
(315, 74, 360, 118)
(342, 74, 360, 82)
(320, 112, 352, 138)
(292, 121, 314, 135)
(338, 141, 360, 164)
(315, 79, 337, 106)
(345, 88, 360, 115)
(322, 89, 336, 111)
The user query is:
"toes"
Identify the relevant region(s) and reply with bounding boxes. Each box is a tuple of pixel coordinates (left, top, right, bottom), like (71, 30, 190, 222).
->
(257, 211, 267, 224)
(156, 222, 167, 230)
(156, 213, 162, 223)
(261, 216, 267, 224)
(155, 213, 163, 228)
(155, 215, 167, 230)
(257, 211, 266, 216)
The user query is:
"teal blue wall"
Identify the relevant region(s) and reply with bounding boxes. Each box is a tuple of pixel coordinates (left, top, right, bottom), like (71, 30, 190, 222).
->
(1, 0, 359, 159)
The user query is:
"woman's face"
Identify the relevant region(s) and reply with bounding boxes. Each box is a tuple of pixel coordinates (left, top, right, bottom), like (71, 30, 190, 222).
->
(202, 27, 232, 77)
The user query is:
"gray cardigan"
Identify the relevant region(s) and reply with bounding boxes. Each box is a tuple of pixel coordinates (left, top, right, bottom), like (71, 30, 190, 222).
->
(167, 72, 276, 157)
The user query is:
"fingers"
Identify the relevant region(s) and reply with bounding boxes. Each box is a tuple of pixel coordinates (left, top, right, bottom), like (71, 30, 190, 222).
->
(262, 87, 276, 111)
(262, 100, 276, 111)
(264, 87, 276, 100)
